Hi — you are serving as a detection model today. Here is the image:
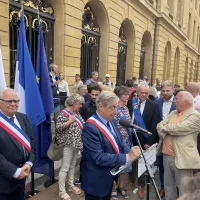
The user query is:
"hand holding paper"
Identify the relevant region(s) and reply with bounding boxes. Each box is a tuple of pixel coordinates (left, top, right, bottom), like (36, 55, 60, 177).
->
(128, 146, 141, 162)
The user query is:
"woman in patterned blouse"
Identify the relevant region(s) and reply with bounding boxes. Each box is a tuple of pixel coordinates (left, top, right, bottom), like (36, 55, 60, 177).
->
(55, 94, 85, 200)
(112, 86, 132, 199)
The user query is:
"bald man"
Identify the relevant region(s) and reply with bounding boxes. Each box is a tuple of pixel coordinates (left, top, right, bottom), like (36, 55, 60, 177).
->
(157, 91, 200, 200)
(185, 82, 200, 112)
(0, 88, 35, 200)
(127, 83, 160, 198)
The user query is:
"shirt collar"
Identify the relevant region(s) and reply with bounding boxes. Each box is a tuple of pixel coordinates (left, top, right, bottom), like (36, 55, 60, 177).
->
(0, 110, 16, 119)
(194, 95, 200, 102)
(50, 72, 55, 78)
(164, 95, 174, 103)
(96, 111, 108, 124)
(138, 99, 146, 105)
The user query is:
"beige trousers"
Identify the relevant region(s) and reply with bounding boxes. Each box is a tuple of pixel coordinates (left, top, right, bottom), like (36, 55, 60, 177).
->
(59, 145, 79, 192)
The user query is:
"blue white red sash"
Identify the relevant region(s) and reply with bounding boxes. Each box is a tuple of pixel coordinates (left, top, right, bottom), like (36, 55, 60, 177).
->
(132, 98, 148, 139)
(87, 115, 120, 154)
(62, 109, 84, 130)
(0, 112, 31, 152)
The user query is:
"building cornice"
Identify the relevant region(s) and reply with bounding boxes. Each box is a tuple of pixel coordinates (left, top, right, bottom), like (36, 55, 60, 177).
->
(184, 41, 200, 56)
(125, 0, 158, 20)
(158, 12, 187, 41)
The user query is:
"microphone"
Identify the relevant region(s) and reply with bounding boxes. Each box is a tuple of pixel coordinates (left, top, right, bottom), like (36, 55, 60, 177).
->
(55, 76, 59, 81)
(119, 118, 152, 135)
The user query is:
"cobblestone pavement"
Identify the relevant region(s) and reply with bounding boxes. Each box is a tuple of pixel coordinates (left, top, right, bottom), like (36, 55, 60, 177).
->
(28, 170, 165, 200)
(28, 123, 165, 200)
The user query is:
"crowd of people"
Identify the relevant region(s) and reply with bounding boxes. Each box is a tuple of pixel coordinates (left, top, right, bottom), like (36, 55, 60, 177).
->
(0, 62, 200, 200)
(48, 63, 200, 200)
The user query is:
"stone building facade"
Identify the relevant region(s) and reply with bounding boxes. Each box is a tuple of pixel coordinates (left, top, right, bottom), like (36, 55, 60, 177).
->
(1, 0, 200, 90)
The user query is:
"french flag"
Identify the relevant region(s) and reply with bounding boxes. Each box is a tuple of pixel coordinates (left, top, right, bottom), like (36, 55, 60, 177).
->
(14, 11, 45, 128)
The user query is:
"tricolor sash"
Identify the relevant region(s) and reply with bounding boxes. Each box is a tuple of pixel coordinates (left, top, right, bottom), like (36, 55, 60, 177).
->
(0, 112, 31, 152)
(132, 98, 148, 139)
(87, 115, 120, 154)
(117, 106, 133, 147)
(62, 109, 84, 130)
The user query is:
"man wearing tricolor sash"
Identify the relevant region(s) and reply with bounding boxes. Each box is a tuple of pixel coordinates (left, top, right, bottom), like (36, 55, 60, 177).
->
(127, 83, 160, 198)
(81, 91, 141, 200)
(0, 89, 35, 200)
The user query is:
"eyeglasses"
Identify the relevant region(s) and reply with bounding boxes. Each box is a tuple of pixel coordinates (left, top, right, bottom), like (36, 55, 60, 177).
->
(0, 99, 20, 104)
(91, 94, 99, 96)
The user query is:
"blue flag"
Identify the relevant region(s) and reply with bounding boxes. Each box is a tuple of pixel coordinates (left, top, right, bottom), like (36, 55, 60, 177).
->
(14, 11, 45, 127)
(32, 22, 54, 177)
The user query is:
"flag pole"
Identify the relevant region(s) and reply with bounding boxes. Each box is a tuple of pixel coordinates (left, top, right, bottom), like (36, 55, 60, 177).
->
(20, 0, 24, 11)
(36, 0, 56, 188)
(19, 1, 36, 197)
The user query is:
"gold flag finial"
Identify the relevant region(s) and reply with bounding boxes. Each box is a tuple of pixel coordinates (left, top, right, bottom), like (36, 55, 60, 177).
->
(20, 0, 24, 11)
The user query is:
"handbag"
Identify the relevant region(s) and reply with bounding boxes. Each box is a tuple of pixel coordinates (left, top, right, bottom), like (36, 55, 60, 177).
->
(47, 137, 64, 161)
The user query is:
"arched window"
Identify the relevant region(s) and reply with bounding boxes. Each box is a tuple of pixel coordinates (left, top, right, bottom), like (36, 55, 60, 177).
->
(184, 57, 188, 84)
(190, 60, 193, 82)
(197, 27, 199, 47)
(174, 48, 180, 83)
(9, 0, 54, 88)
(80, 6, 100, 82)
(139, 31, 152, 80)
(163, 42, 171, 80)
(116, 27, 128, 85)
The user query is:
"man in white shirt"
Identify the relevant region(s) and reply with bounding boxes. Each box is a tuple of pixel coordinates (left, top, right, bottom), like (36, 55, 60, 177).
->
(185, 82, 200, 112)
(185, 82, 200, 155)
(155, 80, 176, 198)
(127, 83, 160, 198)
(0, 88, 35, 200)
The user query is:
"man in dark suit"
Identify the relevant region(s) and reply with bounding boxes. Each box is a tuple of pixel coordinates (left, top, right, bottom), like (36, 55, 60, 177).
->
(0, 88, 35, 200)
(49, 63, 60, 122)
(81, 91, 141, 200)
(49, 63, 59, 97)
(80, 83, 102, 121)
(127, 83, 160, 198)
(155, 80, 176, 198)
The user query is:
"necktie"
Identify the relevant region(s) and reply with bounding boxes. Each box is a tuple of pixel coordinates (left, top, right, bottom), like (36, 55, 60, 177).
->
(138, 101, 142, 110)
(10, 117, 14, 122)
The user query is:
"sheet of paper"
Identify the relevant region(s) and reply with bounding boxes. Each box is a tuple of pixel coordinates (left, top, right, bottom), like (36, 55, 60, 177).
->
(138, 144, 157, 177)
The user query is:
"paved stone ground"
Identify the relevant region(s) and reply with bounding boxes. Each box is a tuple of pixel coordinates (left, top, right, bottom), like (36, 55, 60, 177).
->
(27, 121, 165, 200)
(27, 167, 165, 200)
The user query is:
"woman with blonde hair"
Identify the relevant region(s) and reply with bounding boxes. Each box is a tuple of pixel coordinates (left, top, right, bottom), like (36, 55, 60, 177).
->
(55, 94, 85, 200)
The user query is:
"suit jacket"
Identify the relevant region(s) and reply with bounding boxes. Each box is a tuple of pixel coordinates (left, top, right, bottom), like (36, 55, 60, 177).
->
(49, 73, 58, 97)
(81, 117, 130, 197)
(80, 100, 97, 121)
(157, 107, 200, 169)
(0, 112, 35, 194)
(155, 97, 176, 121)
(127, 99, 160, 147)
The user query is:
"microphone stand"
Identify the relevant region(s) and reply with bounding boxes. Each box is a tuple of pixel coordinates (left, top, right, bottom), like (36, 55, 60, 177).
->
(132, 128, 161, 200)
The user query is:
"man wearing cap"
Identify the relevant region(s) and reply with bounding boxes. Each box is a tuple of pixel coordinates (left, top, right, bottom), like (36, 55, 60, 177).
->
(103, 74, 115, 89)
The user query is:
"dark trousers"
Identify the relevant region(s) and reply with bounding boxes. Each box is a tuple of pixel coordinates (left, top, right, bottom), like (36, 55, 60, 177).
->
(131, 160, 145, 187)
(157, 154, 164, 189)
(85, 188, 112, 200)
(0, 185, 25, 200)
